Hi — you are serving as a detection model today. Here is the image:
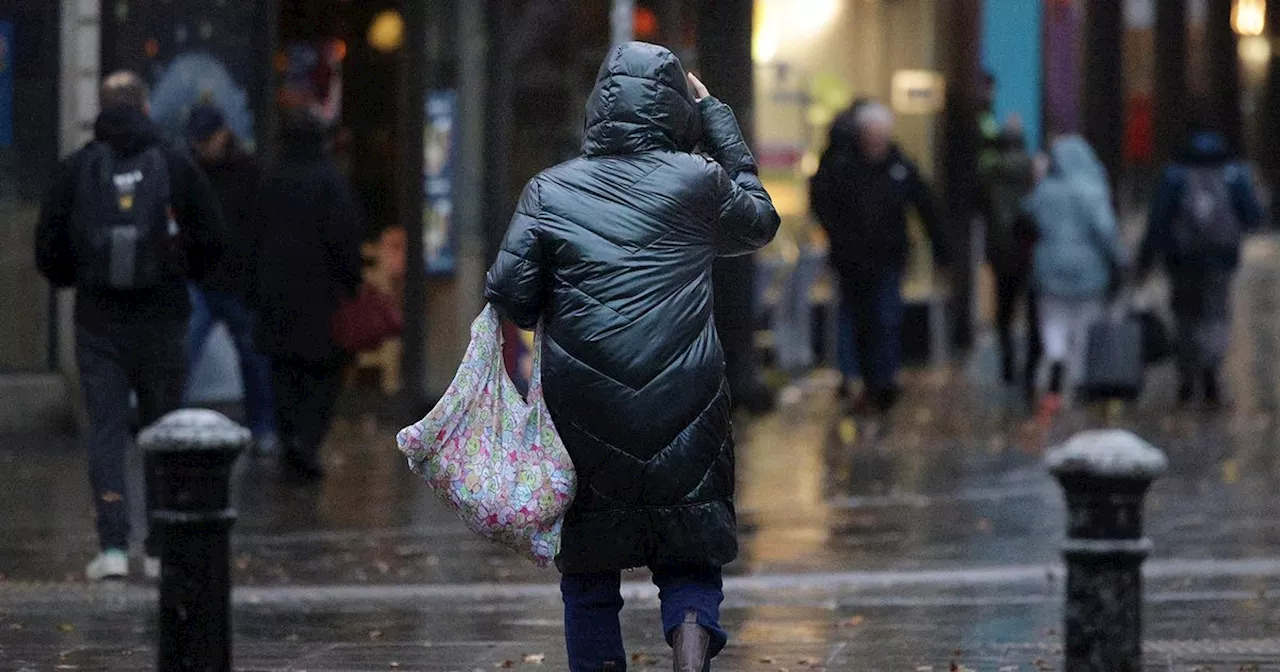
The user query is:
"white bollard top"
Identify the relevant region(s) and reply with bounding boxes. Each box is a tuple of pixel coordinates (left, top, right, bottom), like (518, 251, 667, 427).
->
(1045, 429, 1168, 480)
(137, 409, 252, 451)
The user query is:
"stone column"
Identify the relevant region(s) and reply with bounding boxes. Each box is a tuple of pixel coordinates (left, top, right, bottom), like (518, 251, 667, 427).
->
(695, 0, 771, 413)
(1082, 0, 1125, 190)
(1154, 0, 1188, 166)
(1206, 0, 1244, 151)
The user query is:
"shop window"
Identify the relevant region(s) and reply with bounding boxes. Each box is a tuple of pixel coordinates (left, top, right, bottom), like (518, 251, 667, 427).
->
(0, 2, 60, 372)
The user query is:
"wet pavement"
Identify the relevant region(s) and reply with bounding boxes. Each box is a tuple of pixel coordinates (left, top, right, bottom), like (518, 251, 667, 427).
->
(4, 236, 1280, 669)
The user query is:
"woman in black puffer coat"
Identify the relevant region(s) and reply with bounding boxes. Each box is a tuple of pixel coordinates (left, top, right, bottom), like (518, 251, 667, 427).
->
(486, 42, 779, 672)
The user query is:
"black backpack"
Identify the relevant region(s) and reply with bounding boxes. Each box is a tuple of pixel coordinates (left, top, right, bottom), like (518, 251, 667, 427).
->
(1171, 166, 1242, 259)
(70, 142, 180, 290)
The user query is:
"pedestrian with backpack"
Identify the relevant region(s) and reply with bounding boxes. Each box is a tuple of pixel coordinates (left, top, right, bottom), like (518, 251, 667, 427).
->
(34, 71, 226, 581)
(1137, 127, 1262, 407)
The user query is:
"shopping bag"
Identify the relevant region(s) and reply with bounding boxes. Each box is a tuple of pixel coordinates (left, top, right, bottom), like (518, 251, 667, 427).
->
(1131, 280, 1173, 365)
(1134, 309, 1172, 365)
(1078, 315, 1145, 402)
(395, 305, 575, 567)
(332, 283, 404, 353)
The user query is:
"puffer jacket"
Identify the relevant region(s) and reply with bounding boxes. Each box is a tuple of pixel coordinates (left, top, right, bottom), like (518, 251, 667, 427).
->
(485, 42, 780, 574)
(1025, 135, 1126, 300)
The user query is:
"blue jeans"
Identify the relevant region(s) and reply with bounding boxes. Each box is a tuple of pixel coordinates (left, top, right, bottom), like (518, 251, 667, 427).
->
(837, 268, 904, 391)
(561, 565, 726, 671)
(186, 285, 277, 438)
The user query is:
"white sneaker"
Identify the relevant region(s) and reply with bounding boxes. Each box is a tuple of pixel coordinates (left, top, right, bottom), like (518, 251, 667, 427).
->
(143, 556, 161, 581)
(85, 550, 130, 581)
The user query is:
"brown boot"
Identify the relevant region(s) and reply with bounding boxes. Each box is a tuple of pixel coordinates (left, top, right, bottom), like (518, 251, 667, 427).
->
(671, 610, 710, 672)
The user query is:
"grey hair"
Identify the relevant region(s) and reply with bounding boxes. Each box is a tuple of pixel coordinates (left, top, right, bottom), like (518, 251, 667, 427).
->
(853, 102, 894, 130)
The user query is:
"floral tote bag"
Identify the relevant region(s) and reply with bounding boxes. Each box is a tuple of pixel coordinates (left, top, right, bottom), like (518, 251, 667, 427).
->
(396, 305, 575, 567)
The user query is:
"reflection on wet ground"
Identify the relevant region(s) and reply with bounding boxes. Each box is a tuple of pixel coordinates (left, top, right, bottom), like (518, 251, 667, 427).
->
(4, 236, 1280, 667)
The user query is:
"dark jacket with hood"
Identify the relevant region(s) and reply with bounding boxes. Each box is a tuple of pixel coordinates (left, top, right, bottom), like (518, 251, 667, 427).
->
(810, 118, 948, 275)
(195, 139, 263, 296)
(980, 130, 1036, 275)
(485, 42, 780, 573)
(1138, 131, 1262, 274)
(35, 106, 226, 323)
(253, 115, 363, 363)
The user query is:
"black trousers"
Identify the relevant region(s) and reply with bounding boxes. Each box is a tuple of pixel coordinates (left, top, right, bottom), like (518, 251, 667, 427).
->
(995, 270, 1041, 385)
(76, 319, 187, 554)
(269, 357, 345, 460)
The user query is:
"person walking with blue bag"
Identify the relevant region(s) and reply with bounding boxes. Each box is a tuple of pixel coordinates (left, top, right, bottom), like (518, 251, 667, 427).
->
(485, 42, 779, 672)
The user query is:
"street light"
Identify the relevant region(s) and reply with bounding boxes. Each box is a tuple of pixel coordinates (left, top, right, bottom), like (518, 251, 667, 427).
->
(1232, 0, 1266, 37)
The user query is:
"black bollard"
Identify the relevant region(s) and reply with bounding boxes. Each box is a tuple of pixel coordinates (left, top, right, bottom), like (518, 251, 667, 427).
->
(139, 410, 249, 672)
(1046, 430, 1167, 672)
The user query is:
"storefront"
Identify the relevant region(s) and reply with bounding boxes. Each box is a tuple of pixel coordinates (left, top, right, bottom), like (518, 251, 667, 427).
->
(749, 0, 950, 367)
(0, 0, 85, 431)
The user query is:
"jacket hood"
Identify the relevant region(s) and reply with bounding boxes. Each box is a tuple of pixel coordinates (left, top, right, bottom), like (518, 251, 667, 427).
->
(1048, 134, 1108, 194)
(94, 106, 162, 157)
(582, 42, 700, 156)
(1180, 131, 1232, 165)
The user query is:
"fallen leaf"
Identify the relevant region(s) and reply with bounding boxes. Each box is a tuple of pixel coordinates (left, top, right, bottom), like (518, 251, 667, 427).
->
(798, 658, 821, 667)
(1222, 459, 1241, 484)
(522, 653, 546, 664)
(375, 561, 391, 575)
(495, 661, 515, 669)
(1240, 664, 1260, 672)
(57, 623, 75, 633)
(368, 630, 384, 640)
(630, 653, 657, 664)
(759, 657, 777, 664)
(101, 491, 123, 503)
(840, 614, 866, 628)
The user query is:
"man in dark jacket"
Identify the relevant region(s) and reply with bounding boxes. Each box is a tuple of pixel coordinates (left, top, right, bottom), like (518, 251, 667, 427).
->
(34, 71, 225, 581)
(183, 105, 277, 453)
(252, 110, 363, 481)
(811, 102, 949, 412)
(486, 42, 779, 672)
(1138, 128, 1262, 406)
(980, 123, 1040, 391)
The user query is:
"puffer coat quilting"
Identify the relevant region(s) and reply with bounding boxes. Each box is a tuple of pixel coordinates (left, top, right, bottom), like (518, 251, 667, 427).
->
(485, 42, 780, 573)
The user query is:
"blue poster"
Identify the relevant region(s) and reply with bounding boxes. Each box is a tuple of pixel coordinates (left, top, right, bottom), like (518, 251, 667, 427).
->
(424, 90, 457, 276)
(0, 21, 14, 149)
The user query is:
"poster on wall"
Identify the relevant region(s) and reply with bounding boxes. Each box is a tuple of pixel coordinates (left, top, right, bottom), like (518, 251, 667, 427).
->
(424, 90, 457, 276)
(0, 21, 13, 149)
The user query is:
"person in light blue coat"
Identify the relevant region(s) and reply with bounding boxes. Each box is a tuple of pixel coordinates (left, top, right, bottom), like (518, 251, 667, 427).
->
(1023, 135, 1127, 413)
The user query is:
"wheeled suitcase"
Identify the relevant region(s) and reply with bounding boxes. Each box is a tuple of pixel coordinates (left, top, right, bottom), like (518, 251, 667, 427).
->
(1078, 316, 1145, 402)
